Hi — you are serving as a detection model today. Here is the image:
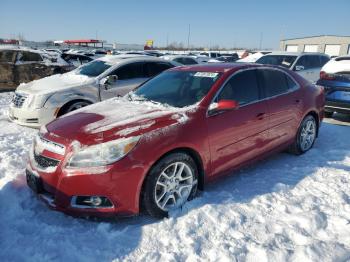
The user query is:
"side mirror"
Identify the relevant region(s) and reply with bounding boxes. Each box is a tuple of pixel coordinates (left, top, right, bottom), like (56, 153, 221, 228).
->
(208, 99, 239, 115)
(100, 75, 118, 89)
(295, 65, 305, 71)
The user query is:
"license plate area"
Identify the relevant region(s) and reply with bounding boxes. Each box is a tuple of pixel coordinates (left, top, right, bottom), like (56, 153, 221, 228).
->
(26, 169, 43, 193)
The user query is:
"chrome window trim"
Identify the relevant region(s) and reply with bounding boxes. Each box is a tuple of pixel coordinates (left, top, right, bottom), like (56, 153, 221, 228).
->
(206, 66, 301, 117)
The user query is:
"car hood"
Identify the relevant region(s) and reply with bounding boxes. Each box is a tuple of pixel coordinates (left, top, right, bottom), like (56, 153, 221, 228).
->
(16, 71, 94, 95)
(46, 98, 192, 146)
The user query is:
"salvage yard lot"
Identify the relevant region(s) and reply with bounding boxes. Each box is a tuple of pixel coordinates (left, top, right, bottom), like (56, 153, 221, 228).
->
(0, 91, 349, 261)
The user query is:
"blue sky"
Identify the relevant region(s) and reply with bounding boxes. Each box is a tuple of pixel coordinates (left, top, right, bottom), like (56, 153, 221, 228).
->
(1, 0, 350, 49)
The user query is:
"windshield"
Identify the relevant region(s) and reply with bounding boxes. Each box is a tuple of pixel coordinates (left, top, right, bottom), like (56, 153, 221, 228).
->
(76, 60, 111, 77)
(132, 71, 221, 108)
(256, 55, 297, 68)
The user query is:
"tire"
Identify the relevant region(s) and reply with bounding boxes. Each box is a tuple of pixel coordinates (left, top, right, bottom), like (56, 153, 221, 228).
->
(142, 152, 198, 218)
(58, 101, 91, 116)
(324, 111, 333, 118)
(289, 115, 317, 155)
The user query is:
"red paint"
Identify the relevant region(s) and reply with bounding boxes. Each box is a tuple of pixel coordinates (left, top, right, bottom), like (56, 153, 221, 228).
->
(28, 64, 325, 217)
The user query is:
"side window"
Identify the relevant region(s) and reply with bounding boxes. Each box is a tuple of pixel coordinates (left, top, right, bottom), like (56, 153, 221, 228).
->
(173, 58, 183, 64)
(308, 55, 321, 68)
(0, 51, 16, 63)
(320, 56, 330, 67)
(183, 58, 198, 65)
(218, 70, 260, 105)
(295, 55, 321, 70)
(260, 69, 293, 97)
(18, 51, 43, 62)
(113, 62, 144, 80)
(145, 62, 172, 77)
(295, 56, 308, 70)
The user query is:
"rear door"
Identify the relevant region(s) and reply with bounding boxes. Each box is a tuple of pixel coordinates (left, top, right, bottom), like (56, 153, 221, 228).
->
(207, 69, 269, 177)
(258, 68, 302, 149)
(0, 50, 17, 87)
(100, 62, 147, 99)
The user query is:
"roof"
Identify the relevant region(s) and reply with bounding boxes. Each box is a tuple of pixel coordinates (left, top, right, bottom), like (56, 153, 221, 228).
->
(98, 54, 164, 64)
(170, 63, 256, 73)
(281, 35, 350, 41)
(263, 51, 328, 56)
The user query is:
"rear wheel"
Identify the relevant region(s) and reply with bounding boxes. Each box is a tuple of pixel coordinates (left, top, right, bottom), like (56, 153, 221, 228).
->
(289, 115, 317, 155)
(142, 153, 198, 218)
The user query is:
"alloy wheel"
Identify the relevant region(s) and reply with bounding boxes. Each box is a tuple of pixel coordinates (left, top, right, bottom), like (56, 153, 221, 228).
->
(300, 117, 316, 151)
(154, 162, 195, 211)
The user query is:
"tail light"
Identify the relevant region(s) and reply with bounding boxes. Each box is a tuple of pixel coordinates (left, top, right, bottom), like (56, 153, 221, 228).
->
(320, 71, 336, 80)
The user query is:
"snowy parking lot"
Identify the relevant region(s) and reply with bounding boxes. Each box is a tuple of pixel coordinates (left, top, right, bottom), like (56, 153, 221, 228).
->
(0, 91, 349, 261)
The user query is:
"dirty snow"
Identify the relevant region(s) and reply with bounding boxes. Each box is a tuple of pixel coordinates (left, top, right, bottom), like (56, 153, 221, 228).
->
(0, 91, 350, 261)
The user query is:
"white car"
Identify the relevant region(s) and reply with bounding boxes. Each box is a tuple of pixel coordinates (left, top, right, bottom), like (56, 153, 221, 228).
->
(9, 55, 177, 128)
(162, 55, 198, 65)
(256, 52, 330, 82)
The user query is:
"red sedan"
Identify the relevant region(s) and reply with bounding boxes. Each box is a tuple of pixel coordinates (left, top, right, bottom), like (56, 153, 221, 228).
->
(26, 63, 325, 218)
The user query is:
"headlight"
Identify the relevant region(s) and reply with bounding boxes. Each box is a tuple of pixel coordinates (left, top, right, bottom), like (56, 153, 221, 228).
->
(25, 94, 47, 109)
(67, 136, 140, 168)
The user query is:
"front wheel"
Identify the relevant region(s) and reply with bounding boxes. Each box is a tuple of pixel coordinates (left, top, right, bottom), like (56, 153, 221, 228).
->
(289, 115, 317, 155)
(142, 153, 198, 218)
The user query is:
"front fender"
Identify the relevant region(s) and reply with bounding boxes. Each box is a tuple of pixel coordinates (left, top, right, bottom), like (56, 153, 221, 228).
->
(44, 86, 99, 109)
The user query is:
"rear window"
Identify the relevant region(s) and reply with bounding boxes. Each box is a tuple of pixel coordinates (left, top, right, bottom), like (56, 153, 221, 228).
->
(18, 51, 43, 62)
(256, 55, 297, 68)
(0, 50, 16, 63)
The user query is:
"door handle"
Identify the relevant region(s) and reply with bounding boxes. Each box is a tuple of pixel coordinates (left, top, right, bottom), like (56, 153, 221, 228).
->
(295, 99, 301, 104)
(256, 112, 265, 120)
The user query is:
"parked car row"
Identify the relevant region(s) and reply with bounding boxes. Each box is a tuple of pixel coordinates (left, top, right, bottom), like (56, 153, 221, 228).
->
(16, 59, 325, 218)
(9, 55, 178, 127)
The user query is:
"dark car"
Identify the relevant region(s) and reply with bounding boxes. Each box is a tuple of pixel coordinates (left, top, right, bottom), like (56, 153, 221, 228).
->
(61, 53, 93, 68)
(0, 48, 71, 91)
(26, 63, 324, 218)
(316, 56, 350, 117)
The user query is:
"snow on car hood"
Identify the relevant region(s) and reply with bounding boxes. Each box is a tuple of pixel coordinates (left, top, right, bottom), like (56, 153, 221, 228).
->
(46, 98, 192, 145)
(322, 58, 350, 74)
(16, 72, 94, 95)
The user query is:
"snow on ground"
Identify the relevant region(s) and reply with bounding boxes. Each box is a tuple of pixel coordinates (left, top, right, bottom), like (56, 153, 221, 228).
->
(0, 91, 349, 262)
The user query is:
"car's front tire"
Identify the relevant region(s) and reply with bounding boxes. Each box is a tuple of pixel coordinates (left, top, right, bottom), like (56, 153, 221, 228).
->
(142, 152, 198, 218)
(58, 100, 91, 117)
(289, 115, 317, 155)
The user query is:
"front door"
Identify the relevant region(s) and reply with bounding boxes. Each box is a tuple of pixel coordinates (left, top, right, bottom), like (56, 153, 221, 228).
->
(207, 69, 269, 177)
(100, 62, 148, 100)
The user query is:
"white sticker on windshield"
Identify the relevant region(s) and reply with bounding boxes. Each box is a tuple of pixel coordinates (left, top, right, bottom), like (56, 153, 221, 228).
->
(194, 72, 219, 78)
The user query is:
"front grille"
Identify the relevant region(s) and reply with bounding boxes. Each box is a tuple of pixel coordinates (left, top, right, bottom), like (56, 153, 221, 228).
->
(12, 93, 28, 108)
(34, 153, 60, 169)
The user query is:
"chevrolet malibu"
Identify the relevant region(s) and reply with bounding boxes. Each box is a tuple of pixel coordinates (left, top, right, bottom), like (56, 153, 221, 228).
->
(26, 63, 325, 218)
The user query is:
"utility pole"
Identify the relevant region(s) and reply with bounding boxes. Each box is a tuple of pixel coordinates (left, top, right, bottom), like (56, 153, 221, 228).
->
(187, 24, 191, 50)
(166, 33, 169, 49)
(259, 32, 263, 50)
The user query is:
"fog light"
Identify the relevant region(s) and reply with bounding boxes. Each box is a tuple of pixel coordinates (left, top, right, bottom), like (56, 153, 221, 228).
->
(85, 196, 102, 206)
(71, 196, 113, 208)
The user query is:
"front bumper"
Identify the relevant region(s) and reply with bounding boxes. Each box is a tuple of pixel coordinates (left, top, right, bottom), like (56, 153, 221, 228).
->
(9, 105, 58, 128)
(26, 154, 146, 217)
